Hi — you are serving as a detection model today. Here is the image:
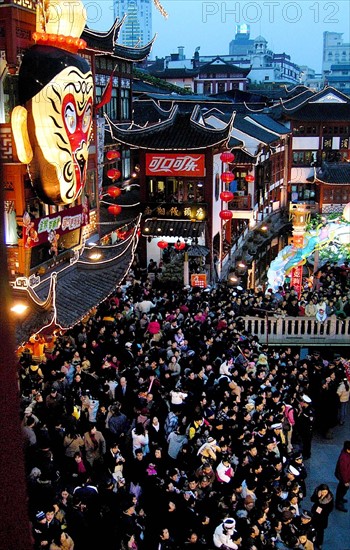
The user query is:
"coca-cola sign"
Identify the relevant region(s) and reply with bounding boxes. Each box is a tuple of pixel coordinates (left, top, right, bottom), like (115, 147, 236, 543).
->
(146, 153, 205, 177)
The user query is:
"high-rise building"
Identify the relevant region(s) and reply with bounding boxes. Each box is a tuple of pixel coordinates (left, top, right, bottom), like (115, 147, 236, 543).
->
(114, 0, 152, 47)
(322, 31, 350, 74)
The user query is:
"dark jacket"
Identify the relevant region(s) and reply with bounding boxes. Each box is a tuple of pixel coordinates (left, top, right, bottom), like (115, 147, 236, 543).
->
(335, 449, 350, 484)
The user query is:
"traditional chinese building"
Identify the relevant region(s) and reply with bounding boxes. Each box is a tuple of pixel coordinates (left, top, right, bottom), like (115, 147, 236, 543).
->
(146, 55, 249, 94)
(0, 0, 152, 345)
(106, 98, 235, 282)
(270, 86, 350, 212)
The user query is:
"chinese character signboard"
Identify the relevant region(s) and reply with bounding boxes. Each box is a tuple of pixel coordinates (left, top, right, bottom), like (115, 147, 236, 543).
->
(290, 265, 303, 298)
(191, 274, 207, 288)
(146, 153, 205, 177)
(144, 203, 207, 221)
(23, 205, 88, 249)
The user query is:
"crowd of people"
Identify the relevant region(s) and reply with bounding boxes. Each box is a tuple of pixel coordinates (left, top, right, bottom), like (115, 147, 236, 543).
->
(19, 259, 350, 550)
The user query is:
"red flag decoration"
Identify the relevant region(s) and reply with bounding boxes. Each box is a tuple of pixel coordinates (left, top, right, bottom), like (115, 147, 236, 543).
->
(95, 70, 115, 111)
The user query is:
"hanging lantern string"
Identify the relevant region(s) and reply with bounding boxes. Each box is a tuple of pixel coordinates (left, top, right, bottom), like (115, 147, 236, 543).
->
(100, 200, 140, 208)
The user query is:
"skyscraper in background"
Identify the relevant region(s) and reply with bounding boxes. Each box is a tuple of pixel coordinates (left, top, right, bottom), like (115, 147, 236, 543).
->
(114, 0, 152, 47)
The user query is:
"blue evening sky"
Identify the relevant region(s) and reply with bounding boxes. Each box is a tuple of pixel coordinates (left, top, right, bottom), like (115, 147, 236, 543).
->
(85, 0, 350, 73)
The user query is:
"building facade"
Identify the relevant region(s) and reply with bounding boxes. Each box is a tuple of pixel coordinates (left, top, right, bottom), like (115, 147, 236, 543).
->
(272, 87, 350, 213)
(114, 0, 152, 47)
(0, 0, 151, 344)
(323, 31, 350, 74)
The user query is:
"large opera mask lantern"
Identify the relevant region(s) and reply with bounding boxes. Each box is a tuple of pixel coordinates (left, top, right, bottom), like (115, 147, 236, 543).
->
(11, 0, 93, 205)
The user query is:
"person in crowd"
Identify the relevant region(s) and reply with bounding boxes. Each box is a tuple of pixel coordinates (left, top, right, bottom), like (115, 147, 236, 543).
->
(310, 483, 334, 548)
(17, 266, 350, 550)
(336, 377, 350, 425)
(334, 440, 350, 512)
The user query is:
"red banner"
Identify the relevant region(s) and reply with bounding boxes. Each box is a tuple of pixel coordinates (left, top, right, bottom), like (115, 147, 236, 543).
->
(290, 265, 303, 298)
(146, 153, 205, 177)
(23, 204, 88, 249)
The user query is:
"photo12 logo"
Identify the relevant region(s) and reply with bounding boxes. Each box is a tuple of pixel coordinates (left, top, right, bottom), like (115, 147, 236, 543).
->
(202, 2, 340, 24)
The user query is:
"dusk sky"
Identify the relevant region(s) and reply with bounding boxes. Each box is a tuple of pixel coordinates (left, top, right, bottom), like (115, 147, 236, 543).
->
(87, 0, 349, 73)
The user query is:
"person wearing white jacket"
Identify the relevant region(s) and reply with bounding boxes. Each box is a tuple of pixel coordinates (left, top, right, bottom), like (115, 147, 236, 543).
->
(213, 518, 238, 549)
(216, 456, 235, 484)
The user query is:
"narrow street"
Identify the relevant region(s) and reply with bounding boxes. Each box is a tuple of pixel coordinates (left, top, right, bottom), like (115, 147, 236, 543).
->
(304, 419, 350, 549)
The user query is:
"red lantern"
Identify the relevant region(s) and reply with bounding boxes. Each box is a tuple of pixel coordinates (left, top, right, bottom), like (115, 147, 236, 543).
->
(245, 174, 255, 183)
(220, 171, 235, 183)
(108, 204, 122, 216)
(157, 240, 168, 249)
(220, 191, 234, 202)
(107, 168, 121, 181)
(106, 150, 121, 161)
(116, 229, 127, 240)
(174, 240, 186, 251)
(219, 210, 233, 220)
(220, 151, 235, 164)
(107, 186, 122, 198)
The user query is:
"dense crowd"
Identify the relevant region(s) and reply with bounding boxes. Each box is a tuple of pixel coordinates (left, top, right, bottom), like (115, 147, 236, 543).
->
(19, 259, 350, 550)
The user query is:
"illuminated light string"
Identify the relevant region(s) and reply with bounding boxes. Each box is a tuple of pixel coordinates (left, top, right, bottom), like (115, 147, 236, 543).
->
(105, 106, 235, 151)
(19, 269, 57, 308)
(57, 216, 141, 332)
(17, 215, 142, 345)
(100, 200, 141, 208)
(77, 223, 139, 265)
(279, 88, 317, 111)
(35, 273, 67, 337)
(93, 215, 140, 229)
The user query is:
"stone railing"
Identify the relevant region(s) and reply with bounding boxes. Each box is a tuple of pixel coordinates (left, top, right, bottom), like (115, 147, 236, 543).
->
(241, 315, 350, 347)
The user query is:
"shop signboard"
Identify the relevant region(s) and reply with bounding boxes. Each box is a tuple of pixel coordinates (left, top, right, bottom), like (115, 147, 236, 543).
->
(191, 274, 207, 288)
(23, 205, 88, 249)
(146, 153, 205, 177)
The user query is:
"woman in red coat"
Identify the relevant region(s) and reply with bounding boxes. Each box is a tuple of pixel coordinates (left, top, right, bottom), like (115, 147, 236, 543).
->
(335, 440, 350, 511)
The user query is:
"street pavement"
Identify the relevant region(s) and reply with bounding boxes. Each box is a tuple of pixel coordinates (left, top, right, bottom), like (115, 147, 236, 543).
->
(303, 417, 350, 549)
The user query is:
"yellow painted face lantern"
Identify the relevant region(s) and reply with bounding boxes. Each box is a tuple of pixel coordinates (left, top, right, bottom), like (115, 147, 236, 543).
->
(12, 1, 93, 205)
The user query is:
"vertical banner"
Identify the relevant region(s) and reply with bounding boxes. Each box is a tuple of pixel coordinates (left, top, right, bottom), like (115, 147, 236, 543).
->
(96, 117, 105, 198)
(290, 265, 303, 298)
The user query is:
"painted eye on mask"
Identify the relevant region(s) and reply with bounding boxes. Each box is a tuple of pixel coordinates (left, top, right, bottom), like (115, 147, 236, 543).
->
(82, 104, 92, 134)
(64, 102, 77, 134)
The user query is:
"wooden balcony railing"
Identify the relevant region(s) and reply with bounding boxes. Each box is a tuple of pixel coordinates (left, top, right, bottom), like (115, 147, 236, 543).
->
(241, 315, 350, 347)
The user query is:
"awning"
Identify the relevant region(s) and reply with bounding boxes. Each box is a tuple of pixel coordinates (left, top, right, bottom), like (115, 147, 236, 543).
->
(142, 219, 206, 239)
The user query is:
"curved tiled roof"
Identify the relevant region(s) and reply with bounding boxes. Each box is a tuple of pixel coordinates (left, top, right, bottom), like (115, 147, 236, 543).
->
(82, 17, 125, 52)
(283, 103, 350, 121)
(142, 219, 206, 238)
(132, 99, 173, 126)
(204, 111, 284, 144)
(113, 39, 155, 62)
(82, 16, 154, 60)
(12, 235, 137, 345)
(106, 104, 234, 150)
(231, 147, 257, 164)
(310, 163, 350, 185)
(198, 60, 250, 77)
(149, 67, 199, 78)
